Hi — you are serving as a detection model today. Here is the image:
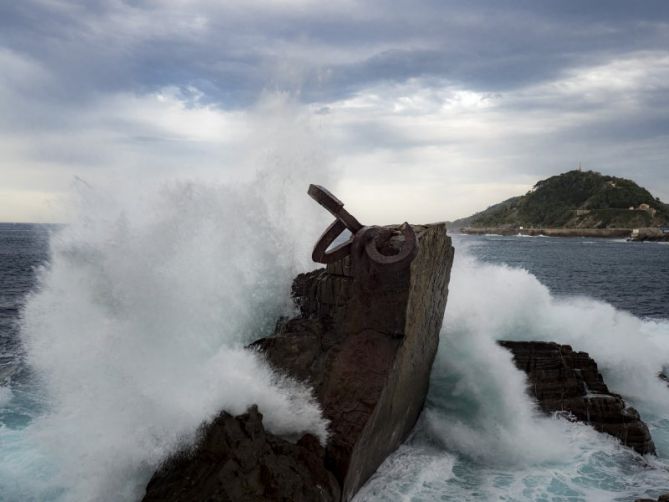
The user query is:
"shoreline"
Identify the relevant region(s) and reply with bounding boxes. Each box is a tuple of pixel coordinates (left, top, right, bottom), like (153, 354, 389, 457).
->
(459, 227, 669, 241)
(460, 227, 631, 238)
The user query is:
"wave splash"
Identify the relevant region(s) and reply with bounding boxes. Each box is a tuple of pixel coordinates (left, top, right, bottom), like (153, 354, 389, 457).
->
(357, 246, 669, 501)
(0, 101, 333, 501)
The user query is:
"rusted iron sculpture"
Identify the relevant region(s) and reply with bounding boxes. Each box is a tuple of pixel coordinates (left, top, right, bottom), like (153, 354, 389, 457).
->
(308, 184, 418, 273)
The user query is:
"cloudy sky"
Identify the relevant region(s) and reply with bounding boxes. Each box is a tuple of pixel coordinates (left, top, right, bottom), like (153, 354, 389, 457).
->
(1, 0, 668, 223)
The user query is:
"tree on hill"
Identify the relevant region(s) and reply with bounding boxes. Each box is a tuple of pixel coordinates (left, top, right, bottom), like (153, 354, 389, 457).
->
(462, 170, 668, 229)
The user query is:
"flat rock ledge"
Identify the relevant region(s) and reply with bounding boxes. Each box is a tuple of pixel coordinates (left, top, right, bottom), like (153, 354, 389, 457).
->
(499, 341, 655, 455)
(143, 223, 454, 502)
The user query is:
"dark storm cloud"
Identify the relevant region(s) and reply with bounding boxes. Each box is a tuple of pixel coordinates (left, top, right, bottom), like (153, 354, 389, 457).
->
(2, 0, 668, 106)
(2, 0, 669, 222)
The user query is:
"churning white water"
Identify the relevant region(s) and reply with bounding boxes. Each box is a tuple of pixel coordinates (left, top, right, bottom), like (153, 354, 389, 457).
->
(0, 100, 336, 501)
(2, 140, 669, 501)
(4, 202, 669, 502)
(356, 241, 669, 502)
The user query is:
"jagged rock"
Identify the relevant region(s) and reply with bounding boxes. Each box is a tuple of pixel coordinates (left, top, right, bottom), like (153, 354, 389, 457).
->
(143, 223, 454, 502)
(635, 494, 669, 502)
(499, 341, 655, 455)
(143, 405, 340, 502)
(253, 223, 454, 500)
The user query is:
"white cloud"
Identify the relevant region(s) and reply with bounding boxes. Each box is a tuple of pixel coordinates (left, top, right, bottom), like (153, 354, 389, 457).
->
(3, 53, 669, 223)
(311, 52, 669, 222)
(1, 3, 668, 223)
(0, 190, 67, 224)
(0, 81, 335, 222)
(0, 48, 50, 89)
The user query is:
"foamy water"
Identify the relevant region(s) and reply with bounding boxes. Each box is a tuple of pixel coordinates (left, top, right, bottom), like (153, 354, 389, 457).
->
(2, 181, 668, 500)
(0, 99, 338, 501)
(3, 217, 669, 501)
(356, 242, 669, 502)
(3, 180, 331, 501)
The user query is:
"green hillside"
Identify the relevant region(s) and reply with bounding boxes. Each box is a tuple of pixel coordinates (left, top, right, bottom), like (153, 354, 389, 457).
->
(452, 170, 669, 230)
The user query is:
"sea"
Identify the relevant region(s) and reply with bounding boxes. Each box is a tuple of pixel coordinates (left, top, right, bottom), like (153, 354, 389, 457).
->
(1, 221, 668, 501)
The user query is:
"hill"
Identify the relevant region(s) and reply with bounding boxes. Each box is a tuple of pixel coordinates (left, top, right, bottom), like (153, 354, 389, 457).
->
(450, 170, 669, 230)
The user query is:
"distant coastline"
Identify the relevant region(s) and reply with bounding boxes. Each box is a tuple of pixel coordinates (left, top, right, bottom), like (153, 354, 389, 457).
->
(461, 227, 628, 238)
(460, 226, 669, 241)
(449, 170, 669, 242)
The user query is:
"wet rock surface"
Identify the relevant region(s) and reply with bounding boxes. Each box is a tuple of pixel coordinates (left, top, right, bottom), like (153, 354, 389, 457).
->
(143, 223, 454, 501)
(635, 494, 669, 502)
(143, 406, 340, 502)
(499, 341, 655, 455)
(254, 223, 454, 500)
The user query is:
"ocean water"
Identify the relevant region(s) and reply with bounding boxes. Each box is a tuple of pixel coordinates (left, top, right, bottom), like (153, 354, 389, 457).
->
(0, 172, 333, 501)
(1, 225, 668, 501)
(357, 234, 669, 502)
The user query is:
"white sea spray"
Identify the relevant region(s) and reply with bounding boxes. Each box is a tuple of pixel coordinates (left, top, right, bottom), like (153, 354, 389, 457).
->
(357, 245, 669, 501)
(0, 386, 12, 407)
(1, 96, 334, 501)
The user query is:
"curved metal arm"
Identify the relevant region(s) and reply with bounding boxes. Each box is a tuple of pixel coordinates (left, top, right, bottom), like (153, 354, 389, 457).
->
(308, 185, 363, 233)
(307, 184, 418, 272)
(308, 184, 363, 263)
(364, 223, 418, 272)
(312, 219, 354, 263)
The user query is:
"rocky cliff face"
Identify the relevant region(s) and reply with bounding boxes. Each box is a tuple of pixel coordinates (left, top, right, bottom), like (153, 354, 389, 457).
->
(254, 223, 454, 500)
(143, 223, 454, 501)
(144, 406, 340, 502)
(499, 341, 655, 455)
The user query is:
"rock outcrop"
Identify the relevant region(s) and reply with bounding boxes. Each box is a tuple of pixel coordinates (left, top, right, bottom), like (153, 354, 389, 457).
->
(143, 223, 454, 501)
(144, 406, 340, 502)
(254, 223, 454, 500)
(636, 494, 669, 502)
(499, 341, 655, 455)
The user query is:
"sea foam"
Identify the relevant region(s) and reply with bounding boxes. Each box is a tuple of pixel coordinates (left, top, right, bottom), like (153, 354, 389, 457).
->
(357, 242, 669, 502)
(1, 98, 334, 501)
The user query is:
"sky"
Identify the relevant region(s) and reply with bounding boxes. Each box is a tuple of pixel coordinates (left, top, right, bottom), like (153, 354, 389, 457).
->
(1, 0, 669, 223)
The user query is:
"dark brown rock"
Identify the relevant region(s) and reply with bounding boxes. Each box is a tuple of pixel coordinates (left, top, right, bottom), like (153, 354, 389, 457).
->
(254, 223, 454, 500)
(635, 494, 669, 502)
(143, 405, 340, 502)
(499, 341, 655, 455)
(143, 223, 454, 502)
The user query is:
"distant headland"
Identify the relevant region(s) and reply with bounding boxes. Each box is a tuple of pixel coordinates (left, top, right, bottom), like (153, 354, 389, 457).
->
(448, 170, 669, 240)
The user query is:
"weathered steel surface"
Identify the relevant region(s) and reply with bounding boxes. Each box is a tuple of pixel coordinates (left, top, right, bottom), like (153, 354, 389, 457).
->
(308, 184, 418, 273)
